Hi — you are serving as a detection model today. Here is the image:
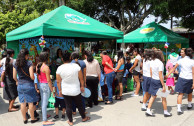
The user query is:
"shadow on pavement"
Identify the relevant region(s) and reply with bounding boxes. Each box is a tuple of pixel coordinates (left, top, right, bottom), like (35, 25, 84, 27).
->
(0, 90, 10, 115)
(73, 114, 102, 125)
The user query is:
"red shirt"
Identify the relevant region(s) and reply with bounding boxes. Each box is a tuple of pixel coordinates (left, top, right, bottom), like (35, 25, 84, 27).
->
(102, 55, 113, 74)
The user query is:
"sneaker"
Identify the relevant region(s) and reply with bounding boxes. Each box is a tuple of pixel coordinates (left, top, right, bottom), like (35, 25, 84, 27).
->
(131, 94, 139, 97)
(61, 114, 65, 121)
(52, 115, 59, 121)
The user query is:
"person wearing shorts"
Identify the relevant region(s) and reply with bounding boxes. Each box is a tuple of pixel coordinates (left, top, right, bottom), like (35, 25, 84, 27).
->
(53, 81, 66, 121)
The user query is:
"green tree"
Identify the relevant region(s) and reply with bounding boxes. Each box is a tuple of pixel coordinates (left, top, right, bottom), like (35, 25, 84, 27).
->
(66, 0, 166, 34)
(0, 0, 57, 45)
(153, 0, 194, 30)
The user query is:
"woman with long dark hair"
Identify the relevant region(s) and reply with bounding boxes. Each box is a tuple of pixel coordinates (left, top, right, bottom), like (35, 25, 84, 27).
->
(114, 50, 125, 100)
(166, 48, 194, 115)
(146, 50, 171, 117)
(84, 51, 101, 107)
(129, 48, 142, 96)
(3, 49, 18, 112)
(57, 51, 90, 126)
(13, 48, 39, 124)
(37, 52, 54, 125)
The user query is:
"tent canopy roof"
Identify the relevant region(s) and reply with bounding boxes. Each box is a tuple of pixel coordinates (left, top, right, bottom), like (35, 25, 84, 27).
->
(117, 22, 189, 44)
(6, 5, 123, 42)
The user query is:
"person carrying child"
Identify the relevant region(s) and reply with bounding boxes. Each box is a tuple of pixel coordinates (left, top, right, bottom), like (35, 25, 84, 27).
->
(166, 60, 175, 94)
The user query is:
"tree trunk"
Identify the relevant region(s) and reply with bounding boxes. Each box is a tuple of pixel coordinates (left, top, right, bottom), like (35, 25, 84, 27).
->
(170, 16, 173, 30)
(59, 0, 66, 6)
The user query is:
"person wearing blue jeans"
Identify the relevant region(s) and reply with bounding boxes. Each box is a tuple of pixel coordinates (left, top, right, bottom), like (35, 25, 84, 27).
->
(106, 71, 115, 102)
(100, 51, 115, 104)
(40, 83, 50, 121)
(37, 52, 54, 125)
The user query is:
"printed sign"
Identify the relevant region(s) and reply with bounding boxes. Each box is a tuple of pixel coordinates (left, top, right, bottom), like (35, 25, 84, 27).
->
(65, 14, 90, 25)
(140, 27, 155, 34)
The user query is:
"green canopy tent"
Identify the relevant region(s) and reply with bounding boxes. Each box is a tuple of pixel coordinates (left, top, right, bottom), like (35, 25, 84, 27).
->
(117, 22, 189, 44)
(6, 5, 123, 57)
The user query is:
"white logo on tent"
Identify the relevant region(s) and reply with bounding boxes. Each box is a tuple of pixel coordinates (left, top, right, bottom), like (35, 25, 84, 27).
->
(65, 14, 90, 25)
(140, 27, 155, 34)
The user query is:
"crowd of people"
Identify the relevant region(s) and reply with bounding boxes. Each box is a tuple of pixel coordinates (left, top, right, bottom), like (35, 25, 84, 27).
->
(0, 46, 193, 125)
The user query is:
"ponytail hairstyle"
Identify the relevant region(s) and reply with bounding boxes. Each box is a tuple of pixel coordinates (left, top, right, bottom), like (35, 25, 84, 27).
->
(85, 51, 94, 63)
(37, 52, 49, 75)
(5, 49, 15, 75)
(15, 48, 29, 68)
(185, 48, 193, 59)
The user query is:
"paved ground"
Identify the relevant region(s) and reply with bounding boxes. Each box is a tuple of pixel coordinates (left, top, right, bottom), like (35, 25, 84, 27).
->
(1, 87, 194, 126)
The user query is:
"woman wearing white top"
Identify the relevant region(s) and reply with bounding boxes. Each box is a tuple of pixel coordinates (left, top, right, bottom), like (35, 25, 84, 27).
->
(146, 50, 172, 117)
(141, 49, 152, 111)
(166, 48, 194, 115)
(129, 48, 142, 96)
(56, 51, 90, 126)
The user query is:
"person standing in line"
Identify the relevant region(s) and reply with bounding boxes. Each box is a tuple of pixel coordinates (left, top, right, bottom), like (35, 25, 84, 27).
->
(52, 80, 66, 121)
(129, 48, 142, 96)
(146, 50, 172, 117)
(100, 51, 115, 104)
(123, 57, 132, 93)
(37, 52, 54, 125)
(56, 51, 90, 126)
(3, 49, 19, 112)
(166, 48, 194, 115)
(114, 51, 125, 100)
(0, 52, 7, 88)
(141, 49, 152, 111)
(13, 49, 39, 124)
(84, 51, 101, 107)
(71, 51, 87, 114)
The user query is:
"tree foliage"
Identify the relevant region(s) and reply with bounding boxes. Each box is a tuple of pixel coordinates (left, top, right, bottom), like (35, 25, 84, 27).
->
(153, 0, 194, 30)
(0, 0, 57, 45)
(67, 0, 168, 34)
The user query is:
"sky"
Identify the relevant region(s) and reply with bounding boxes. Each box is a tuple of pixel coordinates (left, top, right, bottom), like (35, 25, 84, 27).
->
(142, 15, 171, 29)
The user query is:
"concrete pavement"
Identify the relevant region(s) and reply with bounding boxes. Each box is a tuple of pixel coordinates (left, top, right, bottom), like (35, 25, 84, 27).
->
(0, 87, 194, 126)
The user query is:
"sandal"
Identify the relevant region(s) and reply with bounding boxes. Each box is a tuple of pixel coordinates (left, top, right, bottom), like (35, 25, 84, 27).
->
(116, 96, 122, 100)
(8, 108, 19, 112)
(67, 120, 73, 126)
(105, 101, 113, 105)
(82, 116, 91, 122)
(42, 121, 55, 125)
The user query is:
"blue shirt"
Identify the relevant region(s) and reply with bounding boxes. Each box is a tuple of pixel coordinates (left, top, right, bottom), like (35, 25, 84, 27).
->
(116, 63, 125, 70)
(34, 73, 39, 89)
(13, 60, 34, 84)
(71, 60, 86, 72)
(54, 80, 64, 99)
(100, 72, 105, 86)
